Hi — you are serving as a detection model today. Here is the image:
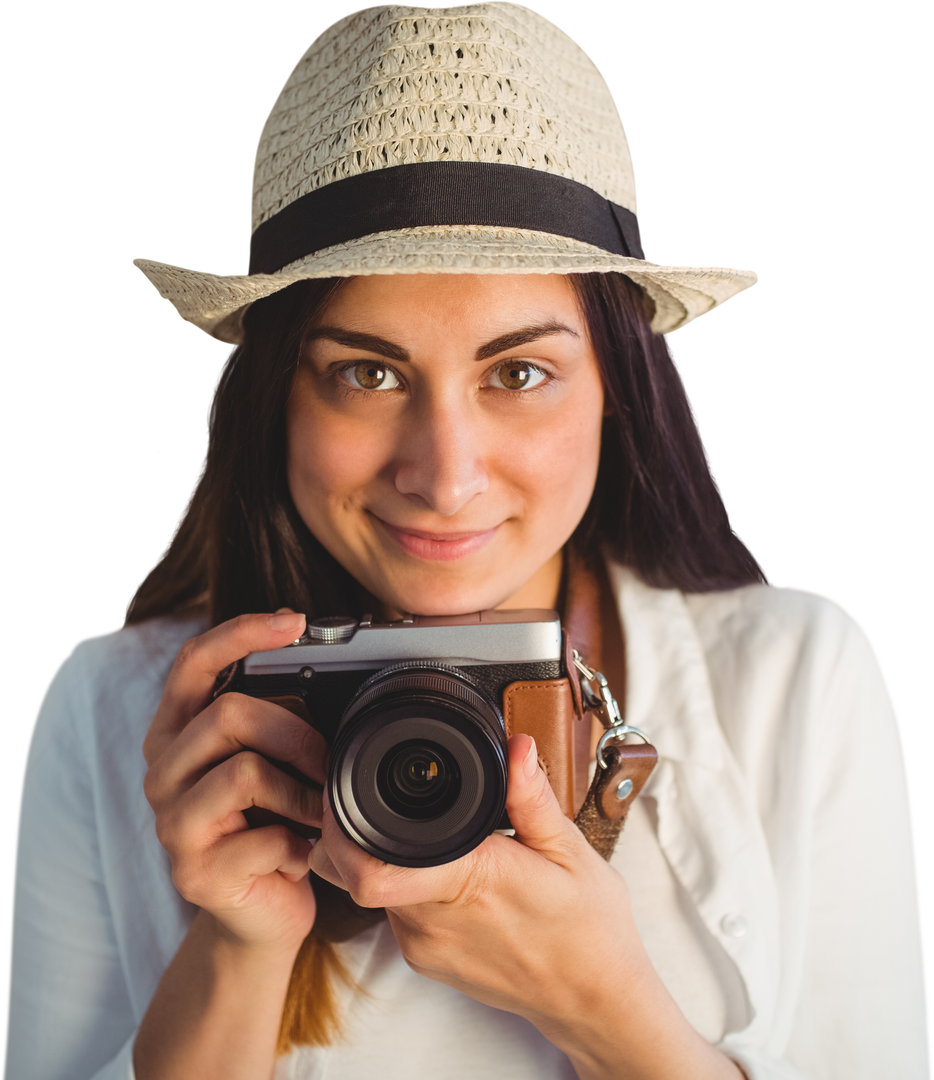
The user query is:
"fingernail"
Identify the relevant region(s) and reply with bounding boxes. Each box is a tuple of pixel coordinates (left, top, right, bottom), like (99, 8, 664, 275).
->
(522, 736, 539, 778)
(268, 612, 305, 633)
(307, 837, 318, 849)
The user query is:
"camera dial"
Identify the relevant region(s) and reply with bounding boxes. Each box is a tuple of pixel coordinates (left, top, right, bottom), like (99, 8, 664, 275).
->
(303, 616, 358, 644)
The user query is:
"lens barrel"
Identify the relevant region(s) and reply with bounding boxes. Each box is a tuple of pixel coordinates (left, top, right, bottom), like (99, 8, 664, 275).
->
(328, 665, 507, 867)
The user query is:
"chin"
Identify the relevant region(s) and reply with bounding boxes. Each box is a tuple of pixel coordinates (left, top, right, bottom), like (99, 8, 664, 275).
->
(384, 575, 516, 617)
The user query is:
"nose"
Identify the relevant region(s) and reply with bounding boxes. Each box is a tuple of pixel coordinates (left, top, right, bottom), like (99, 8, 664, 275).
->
(393, 402, 489, 516)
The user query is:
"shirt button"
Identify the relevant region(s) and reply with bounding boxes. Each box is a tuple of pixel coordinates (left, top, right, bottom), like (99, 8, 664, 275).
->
(720, 913, 748, 938)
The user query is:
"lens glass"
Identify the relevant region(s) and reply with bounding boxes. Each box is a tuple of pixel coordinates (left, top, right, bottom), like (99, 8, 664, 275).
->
(330, 666, 509, 865)
(377, 739, 460, 820)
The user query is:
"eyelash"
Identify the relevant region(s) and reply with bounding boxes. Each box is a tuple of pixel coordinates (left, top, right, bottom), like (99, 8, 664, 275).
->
(334, 360, 553, 396)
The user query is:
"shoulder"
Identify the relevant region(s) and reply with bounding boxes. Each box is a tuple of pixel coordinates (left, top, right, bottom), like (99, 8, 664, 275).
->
(673, 583, 885, 691)
(681, 583, 893, 756)
(613, 561, 881, 669)
(34, 615, 208, 765)
(683, 582, 871, 671)
(612, 564, 894, 762)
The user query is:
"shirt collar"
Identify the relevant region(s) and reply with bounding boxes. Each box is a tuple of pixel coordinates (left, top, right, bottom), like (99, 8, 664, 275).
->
(610, 563, 724, 771)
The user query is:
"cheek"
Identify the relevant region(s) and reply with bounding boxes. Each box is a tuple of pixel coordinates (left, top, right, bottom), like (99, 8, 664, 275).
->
(498, 388, 603, 528)
(286, 397, 390, 522)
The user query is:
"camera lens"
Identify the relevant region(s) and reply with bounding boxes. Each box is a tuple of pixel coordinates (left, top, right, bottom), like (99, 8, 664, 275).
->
(328, 665, 507, 867)
(378, 741, 460, 820)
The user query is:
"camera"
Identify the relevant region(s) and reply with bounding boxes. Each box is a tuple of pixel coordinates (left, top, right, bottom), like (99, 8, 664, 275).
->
(218, 609, 590, 867)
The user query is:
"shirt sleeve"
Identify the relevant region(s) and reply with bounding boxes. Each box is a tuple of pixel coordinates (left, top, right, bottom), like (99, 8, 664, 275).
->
(5, 650, 140, 1080)
(784, 610, 927, 1077)
(89, 1036, 135, 1080)
(717, 594, 928, 1078)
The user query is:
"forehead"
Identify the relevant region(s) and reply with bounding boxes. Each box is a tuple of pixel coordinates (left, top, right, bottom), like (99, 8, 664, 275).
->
(312, 274, 586, 337)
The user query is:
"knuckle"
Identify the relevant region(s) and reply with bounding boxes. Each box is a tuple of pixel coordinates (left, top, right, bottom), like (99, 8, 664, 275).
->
(297, 722, 326, 763)
(290, 778, 320, 818)
(142, 766, 161, 808)
(143, 761, 181, 817)
(212, 692, 244, 730)
(141, 728, 157, 767)
(153, 804, 185, 852)
(153, 816, 174, 852)
(279, 722, 323, 781)
(529, 779, 555, 815)
(348, 872, 386, 910)
(170, 861, 203, 904)
(175, 636, 201, 669)
(231, 750, 265, 793)
(350, 884, 380, 909)
(399, 926, 447, 974)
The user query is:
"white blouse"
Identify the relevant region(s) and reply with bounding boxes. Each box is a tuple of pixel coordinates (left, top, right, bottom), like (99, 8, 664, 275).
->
(5, 566, 928, 1079)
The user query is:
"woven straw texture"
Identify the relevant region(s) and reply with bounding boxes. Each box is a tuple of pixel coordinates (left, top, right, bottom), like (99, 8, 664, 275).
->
(135, 3, 756, 342)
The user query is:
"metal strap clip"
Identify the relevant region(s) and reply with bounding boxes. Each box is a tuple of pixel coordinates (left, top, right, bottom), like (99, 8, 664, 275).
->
(572, 649, 650, 770)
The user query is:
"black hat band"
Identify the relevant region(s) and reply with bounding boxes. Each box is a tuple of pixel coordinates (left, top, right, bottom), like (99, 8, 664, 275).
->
(248, 161, 644, 276)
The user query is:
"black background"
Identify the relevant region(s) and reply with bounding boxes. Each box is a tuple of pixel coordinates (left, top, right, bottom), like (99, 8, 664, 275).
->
(10, 6, 919, 876)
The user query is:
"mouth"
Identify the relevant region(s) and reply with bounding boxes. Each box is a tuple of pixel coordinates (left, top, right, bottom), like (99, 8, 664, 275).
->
(372, 515, 499, 562)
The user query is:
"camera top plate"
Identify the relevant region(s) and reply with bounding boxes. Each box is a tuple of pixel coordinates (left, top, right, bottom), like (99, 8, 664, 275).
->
(243, 608, 562, 674)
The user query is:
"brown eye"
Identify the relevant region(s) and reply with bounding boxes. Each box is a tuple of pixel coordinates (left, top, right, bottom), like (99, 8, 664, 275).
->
(341, 362, 401, 391)
(489, 361, 546, 391)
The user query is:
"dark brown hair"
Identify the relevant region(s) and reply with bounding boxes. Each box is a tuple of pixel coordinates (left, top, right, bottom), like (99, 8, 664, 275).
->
(125, 271, 764, 1053)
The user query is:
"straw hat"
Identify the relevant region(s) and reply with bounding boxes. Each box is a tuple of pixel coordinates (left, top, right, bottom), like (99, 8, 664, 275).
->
(135, 3, 756, 343)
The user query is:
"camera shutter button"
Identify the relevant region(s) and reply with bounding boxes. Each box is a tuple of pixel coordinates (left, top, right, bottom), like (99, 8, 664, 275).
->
(306, 616, 358, 644)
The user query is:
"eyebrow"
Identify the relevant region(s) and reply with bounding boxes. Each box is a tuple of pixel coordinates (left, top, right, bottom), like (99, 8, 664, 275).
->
(307, 321, 578, 365)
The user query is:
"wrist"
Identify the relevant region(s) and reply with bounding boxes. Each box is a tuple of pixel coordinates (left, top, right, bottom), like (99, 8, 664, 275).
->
(195, 909, 306, 977)
(536, 951, 742, 1080)
(135, 908, 306, 1080)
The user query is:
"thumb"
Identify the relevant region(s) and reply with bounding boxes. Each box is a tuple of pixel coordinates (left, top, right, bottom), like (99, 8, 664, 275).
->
(504, 734, 575, 855)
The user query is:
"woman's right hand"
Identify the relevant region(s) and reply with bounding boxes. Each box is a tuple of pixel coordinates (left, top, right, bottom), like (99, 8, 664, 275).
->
(142, 611, 326, 954)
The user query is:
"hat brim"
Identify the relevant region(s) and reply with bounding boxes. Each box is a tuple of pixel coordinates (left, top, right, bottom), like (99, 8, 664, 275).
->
(134, 225, 756, 344)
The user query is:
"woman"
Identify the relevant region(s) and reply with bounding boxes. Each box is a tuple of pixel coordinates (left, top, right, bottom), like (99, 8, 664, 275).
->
(7, 5, 926, 1080)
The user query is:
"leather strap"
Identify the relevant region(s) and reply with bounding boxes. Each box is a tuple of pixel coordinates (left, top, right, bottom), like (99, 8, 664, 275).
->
(573, 743, 658, 860)
(560, 545, 603, 812)
(559, 547, 658, 860)
(503, 679, 577, 818)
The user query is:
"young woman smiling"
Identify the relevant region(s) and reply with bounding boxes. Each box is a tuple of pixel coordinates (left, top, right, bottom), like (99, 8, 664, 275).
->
(7, 6, 926, 1080)
(131, 271, 756, 1080)
(286, 274, 603, 616)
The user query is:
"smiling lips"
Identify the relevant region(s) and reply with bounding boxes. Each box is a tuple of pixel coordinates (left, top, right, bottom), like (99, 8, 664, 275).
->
(374, 517, 499, 562)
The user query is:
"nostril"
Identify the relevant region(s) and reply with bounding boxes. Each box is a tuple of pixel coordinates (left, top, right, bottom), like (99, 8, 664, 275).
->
(393, 454, 489, 516)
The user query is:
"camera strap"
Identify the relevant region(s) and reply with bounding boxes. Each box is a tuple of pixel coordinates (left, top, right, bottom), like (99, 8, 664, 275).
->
(570, 650, 658, 860)
(559, 547, 658, 860)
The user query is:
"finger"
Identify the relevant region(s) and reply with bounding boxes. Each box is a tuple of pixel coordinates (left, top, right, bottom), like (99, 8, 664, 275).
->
(280, 861, 313, 884)
(307, 839, 349, 892)
(211, 826, 313, 883)
(310, 797, 471, 909)
(161, 752, 323, 853)
(146, 693, 327, 808)
(145, 611, 306, 764)
(504, 735, 580, 859)
(174, 826, 313, 907)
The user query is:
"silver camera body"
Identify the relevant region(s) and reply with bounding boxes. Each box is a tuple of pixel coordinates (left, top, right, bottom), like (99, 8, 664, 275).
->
(224, 610, 564, 866)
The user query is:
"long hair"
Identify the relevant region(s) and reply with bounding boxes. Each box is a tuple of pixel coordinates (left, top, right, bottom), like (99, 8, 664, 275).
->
(126, 271, 764, 1053)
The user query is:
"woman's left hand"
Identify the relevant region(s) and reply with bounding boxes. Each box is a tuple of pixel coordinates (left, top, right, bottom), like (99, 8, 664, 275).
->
(310, 734, 743, 1080)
